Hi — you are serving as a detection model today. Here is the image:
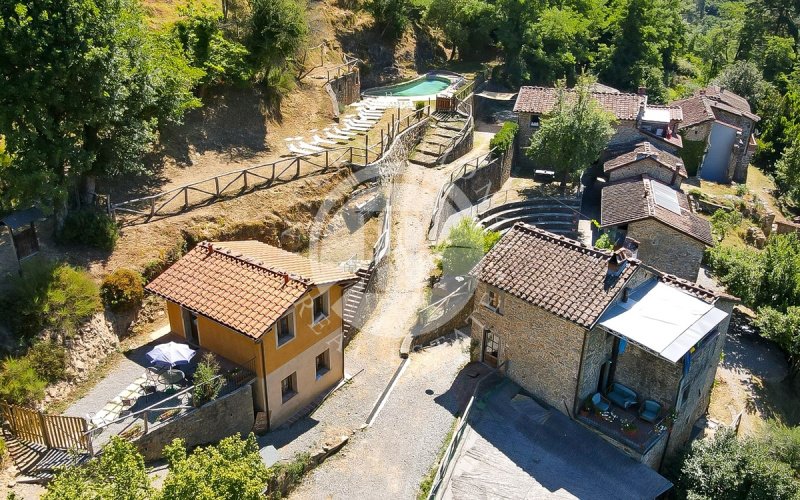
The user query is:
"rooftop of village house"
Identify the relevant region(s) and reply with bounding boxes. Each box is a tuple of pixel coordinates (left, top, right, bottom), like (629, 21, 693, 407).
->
(604, 141, 688, 179)
(673, 85, 761, 129)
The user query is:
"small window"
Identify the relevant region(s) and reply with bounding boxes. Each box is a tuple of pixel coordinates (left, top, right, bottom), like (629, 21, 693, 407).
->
(281, 373, 297, 403)
(277, 312, 295, 346)
(484, 290, 501, 313)
(530, 115, 540, 128)
(316, 349, 330, 379)
(313, 292, 329, 324)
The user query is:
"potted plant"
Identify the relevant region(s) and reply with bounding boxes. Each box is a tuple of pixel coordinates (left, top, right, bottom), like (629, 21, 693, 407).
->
(579, 398, 592, 416)
(621, 419, 638, 436)
(664, 408, 678, 429)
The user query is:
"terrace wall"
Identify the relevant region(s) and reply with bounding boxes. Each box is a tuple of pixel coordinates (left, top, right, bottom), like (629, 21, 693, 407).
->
(626, 219, 706, 282)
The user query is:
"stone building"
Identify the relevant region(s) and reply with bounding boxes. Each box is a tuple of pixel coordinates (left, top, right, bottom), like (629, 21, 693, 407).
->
(672, 86, 759, 183)
(513, 86, 683, 169)
(470, 223, 735, 469)
(604, 141, 688, 188)
(600, 176, 713, 281)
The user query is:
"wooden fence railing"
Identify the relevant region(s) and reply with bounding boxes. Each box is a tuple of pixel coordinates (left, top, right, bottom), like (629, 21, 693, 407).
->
(108, 107, 429, 225)
(1, 403, 92, 455)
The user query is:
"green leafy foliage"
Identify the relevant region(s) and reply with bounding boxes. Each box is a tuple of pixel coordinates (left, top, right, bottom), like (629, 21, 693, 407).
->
(248, 0, 309, 73)
(755, 306, 800, 373)
(0, 357, 46, 405)
(0, 0, 202, 211)
(425, 0, 495, 59)
(192, 353, 224, 408)
(26, 340, 67, 383)
(488, 121, 518, 158)
(436, 218, 501, 276)
(776, 137, 800, 207)
(673, 428, 800, 499)
(526, 78, 615, 186)
(713, 60, 773, 110)
(43, 437, 152, 500)
(4, 260, 102, 339)
(57, 209, 119, 252)
(364, 0, 411, 39)
(160, 434, 269, 500)
(594, 233, 614, 250)
(101, 269, 145, 312)
(706, 244, 763, 306)
(710, 209, 743, 238)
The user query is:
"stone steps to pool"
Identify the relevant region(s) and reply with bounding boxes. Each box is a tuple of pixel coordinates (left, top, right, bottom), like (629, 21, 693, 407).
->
(409, 113, 468, 167)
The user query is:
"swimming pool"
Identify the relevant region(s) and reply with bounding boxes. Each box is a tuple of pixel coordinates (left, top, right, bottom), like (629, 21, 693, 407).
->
(363, 76, 453, 97)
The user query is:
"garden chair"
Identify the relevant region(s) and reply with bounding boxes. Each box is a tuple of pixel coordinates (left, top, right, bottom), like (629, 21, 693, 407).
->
(590, 392, 610, 413)
(639, 400, 662, 424)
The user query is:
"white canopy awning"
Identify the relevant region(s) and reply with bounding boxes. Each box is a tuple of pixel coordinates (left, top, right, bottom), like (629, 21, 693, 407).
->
(598, 281, 727, 363)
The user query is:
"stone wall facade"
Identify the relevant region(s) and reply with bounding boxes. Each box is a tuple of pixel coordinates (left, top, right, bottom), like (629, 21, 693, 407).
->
(614, 342, 682, 408)
(626, 219, 707, 281)
(575, 327, 615, 408)
(666, 297, 735, 456)
(136, 383, 255, 461)
(608, 158, 683, 187)
(470, 282, 585, 412)
(679, 111, 756, 184)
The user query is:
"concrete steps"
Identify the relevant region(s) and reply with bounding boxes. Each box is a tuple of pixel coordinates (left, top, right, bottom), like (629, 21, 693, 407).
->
(477, 198, 582, 239)
(409, 112, 468, 167)
(342, 267, 372, 343)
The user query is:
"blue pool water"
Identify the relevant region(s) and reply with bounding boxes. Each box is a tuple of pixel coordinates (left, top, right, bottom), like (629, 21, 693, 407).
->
(364, 77, 451, 97)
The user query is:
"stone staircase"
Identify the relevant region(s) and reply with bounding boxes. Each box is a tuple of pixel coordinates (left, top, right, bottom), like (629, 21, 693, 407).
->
(476, 198, 582, 239)
(409, 112, 467, 166)
(342, 267, 373, 344)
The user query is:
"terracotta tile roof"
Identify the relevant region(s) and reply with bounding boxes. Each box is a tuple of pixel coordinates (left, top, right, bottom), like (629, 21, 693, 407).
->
(145, 241, 354, 339)
(475, 223, 638, 328)
(673, 86, 759, 129)
(600, 177, 714, 246)
(657, 273, 719, 304)
(604, 142, 687, 178)
(513, 86, 643, 121)
(217, 241, 356, 285)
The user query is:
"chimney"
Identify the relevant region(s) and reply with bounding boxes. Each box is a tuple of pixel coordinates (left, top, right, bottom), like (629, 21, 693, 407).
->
(623, 237, 639, 259)
(622, 288, 630, 302)
(637, 86, 647, 96)
(282, 273, 289, 286)
(607, 248, 630, 277)
(206, 242, 214, 254)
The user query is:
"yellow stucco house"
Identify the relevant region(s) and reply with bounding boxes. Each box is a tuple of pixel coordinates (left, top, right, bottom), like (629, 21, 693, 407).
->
(145, 240, 355, 429)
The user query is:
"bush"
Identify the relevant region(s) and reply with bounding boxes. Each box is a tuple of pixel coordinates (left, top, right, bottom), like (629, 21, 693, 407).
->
(489, 121, 518, 158)
(26, 340, 67, 383)
(706, 244, 763, 307)
(594, 233, 614, 250)
(710, 209, 743, 238)
(436, 218, 501, 276)
(5, 260, 102, 339)
(364, 0, 411, 39)
(0, 357, 47, 405)
(57, 208, 119, 251)
(101, 269, 145, 312)
(192, 353, 224, 408)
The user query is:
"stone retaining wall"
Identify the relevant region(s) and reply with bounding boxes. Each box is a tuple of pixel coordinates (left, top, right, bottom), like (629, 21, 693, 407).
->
(135, 383, 255, 461)
(325, 70, 361, 117)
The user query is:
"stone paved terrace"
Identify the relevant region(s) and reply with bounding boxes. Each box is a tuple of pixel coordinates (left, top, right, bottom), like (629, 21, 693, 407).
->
(439, 376, 672, 499)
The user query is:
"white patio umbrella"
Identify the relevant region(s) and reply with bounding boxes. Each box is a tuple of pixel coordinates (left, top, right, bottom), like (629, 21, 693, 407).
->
(146, 342, 196, 368)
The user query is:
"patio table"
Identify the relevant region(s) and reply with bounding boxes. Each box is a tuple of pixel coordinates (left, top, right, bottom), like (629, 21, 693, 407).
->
(159, 369, 185, 392)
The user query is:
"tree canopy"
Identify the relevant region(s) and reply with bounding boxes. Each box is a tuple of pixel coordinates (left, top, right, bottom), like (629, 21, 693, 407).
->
(526, 78, 615, 187)
(0, 0, 202, 212)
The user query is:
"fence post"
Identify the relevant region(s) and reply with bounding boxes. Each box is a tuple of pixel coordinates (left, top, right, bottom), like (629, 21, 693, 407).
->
(365, 134, 369, 166)
(143, 411, 148, 435)
(183, 188, 189, 209)
(296, 157, 301, 177)
(325, 149, 329, 170)
(38, 410, 52, 448)
(243, 171, 248, 190)
(149, 198, 155, 218)
(350, 146, 353, 163)
(381, 129, 384, 155)
(215, 177, 220, 196)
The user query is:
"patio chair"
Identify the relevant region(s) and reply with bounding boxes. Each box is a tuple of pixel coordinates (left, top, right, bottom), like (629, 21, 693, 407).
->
(144, 366, 162, 393)
(607, 382, 638, 409)
(639, 400, 662, 424)
(590, 392, 610, 413)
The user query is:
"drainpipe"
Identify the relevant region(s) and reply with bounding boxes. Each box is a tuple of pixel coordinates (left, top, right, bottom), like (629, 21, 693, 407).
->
(258, 337, 270, 431)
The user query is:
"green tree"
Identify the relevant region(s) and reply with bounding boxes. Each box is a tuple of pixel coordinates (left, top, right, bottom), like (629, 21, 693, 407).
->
(776, 137, 800, 207)
(526, 79, 615, 187)
(674, 428, 800, 499)
(436, 218, 501, 276)
(761, 35, 798, 82)
(364, 0, 411, 39)
(44, 437, 152, 500)
(0, 358, 47, 405)
(755, 306, 800, 378)
(713, 60, 772, 109)
(0, 0, 202, 214)
(248, 0, 308, 73)
(159, 434, 269, 500)
(425, 0, 496, 60)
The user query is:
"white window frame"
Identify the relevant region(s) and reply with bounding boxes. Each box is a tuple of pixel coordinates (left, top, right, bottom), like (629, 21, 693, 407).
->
(482, 289, 502, 314)
(312, 291, 329, 325)
(276, 310, 296, 347)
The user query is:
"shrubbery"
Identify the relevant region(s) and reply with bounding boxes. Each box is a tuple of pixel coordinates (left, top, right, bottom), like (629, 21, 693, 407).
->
(26, 340, 67, 383)
(101, 269, 145, 312)
(192, 353, 224, 408)
(594, 233, 614, 250)
(710, 209, 743, 239)
(57, 208, 119, 252)
(489, 121, 518, 158)
(436, 218, 501, 276)
(364, 0, 411, 39)
(0, 358, 47, 405)
(4, 259, 102, 339)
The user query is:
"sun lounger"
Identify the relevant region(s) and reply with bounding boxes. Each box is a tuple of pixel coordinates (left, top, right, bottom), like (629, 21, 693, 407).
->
(298, 141, 326, 152)
(312, 135, 337, 145)
(343, 121, 371, 132)
(359, 110, 383, 117)
(346, 118, 374, 126)
(326, 131, 351, 141)
(288, 143, 315, 155)
(334, 126, 364, 136)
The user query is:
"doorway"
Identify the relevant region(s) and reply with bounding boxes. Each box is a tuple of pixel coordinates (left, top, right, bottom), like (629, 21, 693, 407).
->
(483, 329, 500, 368)
(182, 308, 200, 345)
